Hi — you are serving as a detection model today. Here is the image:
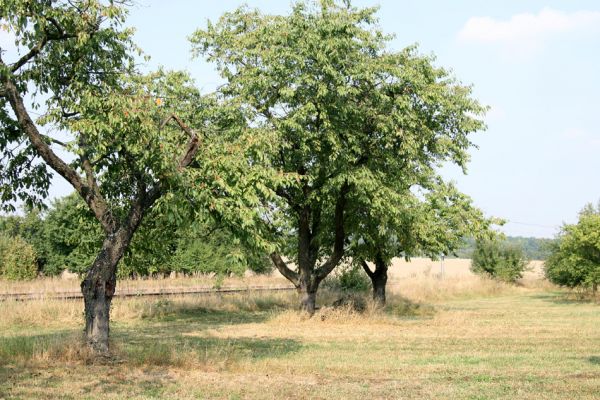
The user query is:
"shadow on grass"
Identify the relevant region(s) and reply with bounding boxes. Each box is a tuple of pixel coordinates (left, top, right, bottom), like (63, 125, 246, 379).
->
(384, 294, 436, 319)
(1, 326, 301, 369)
(530, 292, 599, 305)
(589, 356, 600, 365)
(0, 330, 78, 365)
(0, 361, 177, 400)
(120, 335, 302, 367)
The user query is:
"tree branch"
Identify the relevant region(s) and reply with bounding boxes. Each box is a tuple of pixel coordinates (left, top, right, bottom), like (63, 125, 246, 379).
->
(42, 135, 69, 148)
(2, 76, 116, 232)
(160, 113, 201, 168)
(270, 252, 300, 286)
(361, 259, 375, 279)
(10, 30, 76, 73)
(315, 182, 349, 280)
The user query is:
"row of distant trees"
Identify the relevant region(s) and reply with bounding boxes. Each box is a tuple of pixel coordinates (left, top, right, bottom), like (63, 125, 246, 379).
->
(454, 236, 555, 260)
(0, 194, 271, 280)
(3, 195, 598, 297)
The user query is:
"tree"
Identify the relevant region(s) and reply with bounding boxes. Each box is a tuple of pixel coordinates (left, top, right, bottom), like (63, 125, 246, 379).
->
(470, 239, 528, 283)
(192, 1, 487, 313)
(350, 181, 496, 304)
(0, 1, 210, 354)
(545, 202, 600, 294)
(0, 233, 38, 280)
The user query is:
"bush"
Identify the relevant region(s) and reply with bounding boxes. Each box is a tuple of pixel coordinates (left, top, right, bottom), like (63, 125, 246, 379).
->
(545, 203, 600, 293)
(0, 234, 38, 280)
(322, 264, 370, 293)
(470, 239, 527, 283)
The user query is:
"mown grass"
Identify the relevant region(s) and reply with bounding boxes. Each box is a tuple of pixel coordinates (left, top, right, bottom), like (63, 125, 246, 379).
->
(1, 273, 599, 399)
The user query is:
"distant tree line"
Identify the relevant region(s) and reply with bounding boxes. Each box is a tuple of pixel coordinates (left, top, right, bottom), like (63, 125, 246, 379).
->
(0, 193, 271, 280)
(450, 236, 555, 260)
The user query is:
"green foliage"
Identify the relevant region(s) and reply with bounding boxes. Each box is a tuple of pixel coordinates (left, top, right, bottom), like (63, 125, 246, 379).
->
(0, 195, 102, 275)
(470, 239, 528, 283)
(545, 202, 600, 291)
(0, 234, 38, 280)
(322, 264, 370, 293)
(0, 0, 138, 211)
(169, 227, 272, 277)
(191, 0, 488, 283)
(0, 192, 272, 279)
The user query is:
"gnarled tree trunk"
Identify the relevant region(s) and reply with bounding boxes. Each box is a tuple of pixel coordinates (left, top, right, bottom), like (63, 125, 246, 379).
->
(81, 228, 133, 354)
(361, 252, 389, 306)
(298, 279, 319, 315)
(269, 184, 348, 316)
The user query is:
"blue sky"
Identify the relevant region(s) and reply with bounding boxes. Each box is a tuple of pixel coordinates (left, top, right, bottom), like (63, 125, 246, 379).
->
(6, 1, 600, 238)
(126, 0, 600, 238)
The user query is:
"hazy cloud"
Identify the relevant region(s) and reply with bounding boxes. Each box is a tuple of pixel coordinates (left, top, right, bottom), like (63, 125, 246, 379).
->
(458, 8, 600, 54)
(562, 128, 600, 149)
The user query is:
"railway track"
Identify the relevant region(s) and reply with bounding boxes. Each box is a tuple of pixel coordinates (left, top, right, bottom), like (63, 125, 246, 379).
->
(0, 285, 297, 302)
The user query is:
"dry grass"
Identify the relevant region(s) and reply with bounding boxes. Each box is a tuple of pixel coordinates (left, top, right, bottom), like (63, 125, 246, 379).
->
(0, 257, 544, 296)
(2, 260, 599, 399)
(0, 271, 291, 295)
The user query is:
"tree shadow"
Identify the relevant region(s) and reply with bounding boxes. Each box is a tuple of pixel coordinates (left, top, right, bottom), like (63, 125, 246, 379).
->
(1, 330, 301, 398)
(112, 303, 303, 367)
(529, 292, 598, 305)
(0, 330, 77, 366)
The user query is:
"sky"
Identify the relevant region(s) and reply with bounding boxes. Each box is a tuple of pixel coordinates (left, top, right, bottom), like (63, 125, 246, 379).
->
(4, 0, 600, 238)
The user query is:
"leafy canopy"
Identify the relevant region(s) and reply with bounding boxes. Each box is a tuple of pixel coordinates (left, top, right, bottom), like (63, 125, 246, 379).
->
(471, 239, 528, 283)
(191, 0, 488, 271)
(545, 202, 600, 290)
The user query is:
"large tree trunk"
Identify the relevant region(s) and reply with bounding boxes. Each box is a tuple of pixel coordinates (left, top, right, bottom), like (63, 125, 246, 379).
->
(80, 229, 133, 354)
(361, 252, 389, 306)
(370, 262, 388, 305)
(298, 274, 320, 316)
(270, 183, 348, 316)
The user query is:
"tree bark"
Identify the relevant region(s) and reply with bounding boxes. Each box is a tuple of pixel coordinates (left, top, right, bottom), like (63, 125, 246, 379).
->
(299, 281, 318, 315)
(361, 253, 389, 305)
(371, 265, 388, 305)
(80, 228, 134, 354)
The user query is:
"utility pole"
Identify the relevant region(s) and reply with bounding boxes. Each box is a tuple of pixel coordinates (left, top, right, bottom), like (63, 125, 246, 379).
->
(440, 254, 445, 279)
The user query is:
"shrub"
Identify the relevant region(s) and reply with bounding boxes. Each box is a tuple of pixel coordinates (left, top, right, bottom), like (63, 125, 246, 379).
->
(545, 203, 600, 293)
(470, 239, 527, 283)
(0, 234, 38, 280)
(322, 264, 370, 293)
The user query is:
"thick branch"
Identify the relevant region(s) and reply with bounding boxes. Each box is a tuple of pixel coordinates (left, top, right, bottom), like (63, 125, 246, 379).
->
(270, 252, 300, 286)
(161, 113, 201, 168)
(315, 182, 349, 280)
(361, 259, 375, 279)
(10, 31, 76, 72)
(2, 77, 115, 232)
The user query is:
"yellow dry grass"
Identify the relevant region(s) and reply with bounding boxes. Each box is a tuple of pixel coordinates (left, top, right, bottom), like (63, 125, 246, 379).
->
(1, 260, 599, 399)
(0, 257, 544, 295)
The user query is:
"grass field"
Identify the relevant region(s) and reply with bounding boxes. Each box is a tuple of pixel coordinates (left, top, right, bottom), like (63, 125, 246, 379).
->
(1, 259, 598, 399)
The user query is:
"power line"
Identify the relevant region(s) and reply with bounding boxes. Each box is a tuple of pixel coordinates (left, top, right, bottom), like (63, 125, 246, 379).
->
(504, 220, 560, 229)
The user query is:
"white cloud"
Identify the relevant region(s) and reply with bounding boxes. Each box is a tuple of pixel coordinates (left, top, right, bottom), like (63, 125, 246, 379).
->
(562, 128, 600, 149)
(458, 8, 600, 53)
